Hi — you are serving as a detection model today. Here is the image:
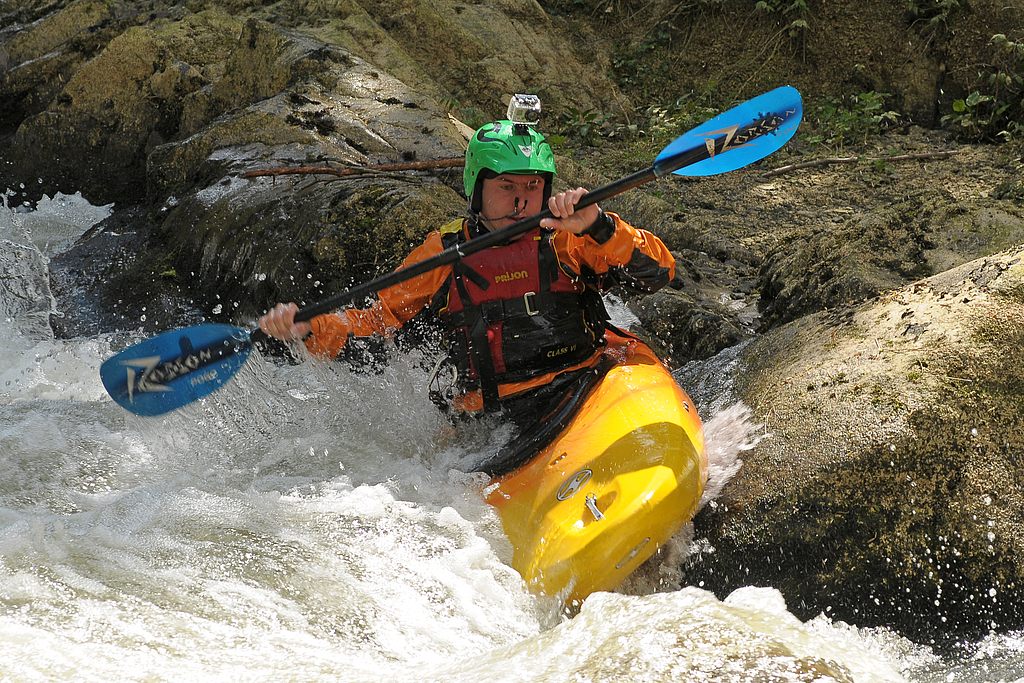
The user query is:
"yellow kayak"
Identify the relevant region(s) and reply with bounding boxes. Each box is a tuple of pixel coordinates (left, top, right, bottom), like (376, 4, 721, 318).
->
(485, 331, 708, 602)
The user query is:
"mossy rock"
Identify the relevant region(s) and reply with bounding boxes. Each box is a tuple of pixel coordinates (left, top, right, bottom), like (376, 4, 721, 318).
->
(157, 173, 463, 321)
(320, 0, 622, 122)
(757, 198, 935, 327)
(3, 0, 112, 64)
(5, 9, 244, 202)
(0, 0, 141, 140)
(681, 247, 1024, 647)
(632, 287, 746, 366)
(752, 132, 1024, 329)
(47, 207, 206, 338)
(146, 107, 317, 200)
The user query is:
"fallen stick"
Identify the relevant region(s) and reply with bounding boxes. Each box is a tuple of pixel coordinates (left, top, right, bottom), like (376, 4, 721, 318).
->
(762, 150, 958, 178)
(241, 156, 464, 179)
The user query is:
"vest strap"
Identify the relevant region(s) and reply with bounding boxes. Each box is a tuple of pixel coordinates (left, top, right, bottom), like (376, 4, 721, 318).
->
(453, 260, 490, 290)
(452, 272, 501, 412)
(536, 229, 556, 312)
(445, 291, 584, 328)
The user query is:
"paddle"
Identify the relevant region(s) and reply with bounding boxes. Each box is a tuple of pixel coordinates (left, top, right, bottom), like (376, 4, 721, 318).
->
(100, 85, 803, 416)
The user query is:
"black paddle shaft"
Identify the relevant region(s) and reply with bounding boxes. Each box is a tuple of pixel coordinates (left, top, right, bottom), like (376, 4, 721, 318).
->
(288, 111, 786, 325)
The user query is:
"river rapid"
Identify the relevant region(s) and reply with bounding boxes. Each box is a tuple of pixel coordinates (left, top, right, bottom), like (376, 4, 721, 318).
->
(1, 192, 1022, 682)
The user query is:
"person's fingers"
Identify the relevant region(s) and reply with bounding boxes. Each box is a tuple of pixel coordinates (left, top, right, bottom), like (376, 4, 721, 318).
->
(549, 191, 577, 218)
(278, 303, 298, 337)
(542, 189, 599, 234)
(259, 303, 301, 340)
(547, 193, 562, 218)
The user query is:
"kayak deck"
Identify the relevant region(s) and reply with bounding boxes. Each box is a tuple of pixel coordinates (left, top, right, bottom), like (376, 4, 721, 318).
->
(485, 333, 707, 602)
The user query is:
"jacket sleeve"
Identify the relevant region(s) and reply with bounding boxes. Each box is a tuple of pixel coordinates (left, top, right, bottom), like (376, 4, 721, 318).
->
(304, 231, 450, 359)
(556, 212, 675, 294)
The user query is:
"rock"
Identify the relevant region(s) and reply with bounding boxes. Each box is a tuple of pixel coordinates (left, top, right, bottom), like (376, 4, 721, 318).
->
(331, 0, 620, 116)
(47, 207, 206, 337)
(754, 133, 1024, 329)
(4, 8, 243, 204)
(632, 282, 748, 366)
(145, 40, 467, 321)
(0, 0, 627, 205)
(154, 172, 463, 322)
(0, 0, 129, 136)
(757, 198, 934, 327)
(680, 247, 1024, 647)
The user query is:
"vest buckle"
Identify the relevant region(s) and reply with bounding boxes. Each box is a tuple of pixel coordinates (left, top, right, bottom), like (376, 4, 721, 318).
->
(523, 291, 539, 316)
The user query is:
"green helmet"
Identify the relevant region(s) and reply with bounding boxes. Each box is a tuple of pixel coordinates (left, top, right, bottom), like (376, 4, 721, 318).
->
(463, 120, 556, 201)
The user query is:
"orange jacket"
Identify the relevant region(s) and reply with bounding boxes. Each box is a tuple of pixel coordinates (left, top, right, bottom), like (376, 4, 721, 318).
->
(305, 212, 675, 410)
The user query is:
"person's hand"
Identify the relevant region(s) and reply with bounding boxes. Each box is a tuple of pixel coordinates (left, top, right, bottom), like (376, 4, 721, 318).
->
(258, 302, 312, 341)
(540, 187, 600, 235)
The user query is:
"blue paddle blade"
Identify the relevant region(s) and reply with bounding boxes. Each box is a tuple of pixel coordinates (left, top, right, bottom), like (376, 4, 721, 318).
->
(100, 323, 252, 416)
(655, 85, 803, 177)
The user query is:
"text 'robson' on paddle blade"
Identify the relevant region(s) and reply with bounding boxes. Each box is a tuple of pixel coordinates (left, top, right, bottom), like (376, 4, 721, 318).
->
(100, 323, 252, 417)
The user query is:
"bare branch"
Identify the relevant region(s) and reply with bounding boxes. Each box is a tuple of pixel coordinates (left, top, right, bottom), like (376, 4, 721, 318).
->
(241, 157, 464, 179)
(762, 150, 958, 178)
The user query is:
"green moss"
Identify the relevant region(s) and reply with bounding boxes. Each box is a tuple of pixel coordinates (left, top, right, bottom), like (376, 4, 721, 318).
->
(149, 109, 315, 197)
(956, 296, 1024, 404)
(7, 0, 114, 63)
(312, 182, 459, 281)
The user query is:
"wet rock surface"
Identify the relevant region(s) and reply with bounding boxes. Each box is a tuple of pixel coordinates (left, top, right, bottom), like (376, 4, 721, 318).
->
(679, 248, 1024, 647)
(628, 127, 1024, 362)
(47, 207, 206, 337)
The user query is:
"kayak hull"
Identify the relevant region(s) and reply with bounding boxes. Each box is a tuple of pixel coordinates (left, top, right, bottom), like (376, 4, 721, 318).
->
(485, 332, 708, 602)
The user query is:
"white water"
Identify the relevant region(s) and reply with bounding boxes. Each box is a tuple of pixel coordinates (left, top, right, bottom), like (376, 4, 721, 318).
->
(2, 191, 1021, 682)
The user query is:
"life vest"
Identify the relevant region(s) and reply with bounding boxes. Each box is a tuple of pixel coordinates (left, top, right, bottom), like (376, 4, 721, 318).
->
(438, 220, 608, 412)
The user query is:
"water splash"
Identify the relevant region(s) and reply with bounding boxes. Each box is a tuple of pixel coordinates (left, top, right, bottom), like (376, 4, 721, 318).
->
(422, 587, 917, 683)
(700, 400, 763, 507)
(619, 400, 761, 595)
(1, 188, 112, 256)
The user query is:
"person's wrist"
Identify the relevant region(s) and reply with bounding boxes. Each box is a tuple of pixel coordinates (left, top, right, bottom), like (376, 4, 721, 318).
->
(581, 210, 615, 244)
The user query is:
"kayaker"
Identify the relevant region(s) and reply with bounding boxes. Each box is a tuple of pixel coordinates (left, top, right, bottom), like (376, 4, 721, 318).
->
(258, 112, 676, 472)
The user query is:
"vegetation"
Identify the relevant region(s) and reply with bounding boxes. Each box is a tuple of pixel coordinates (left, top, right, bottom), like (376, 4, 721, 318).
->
(550, 105, 617, 146)
(905, 0, 965, 36)
(544, 1, 1022, 152)
(943, 34, 1024, 143)
(805, 91, 903, 148)
(754, 0, 810, 40)
(550, 91, 719, 148)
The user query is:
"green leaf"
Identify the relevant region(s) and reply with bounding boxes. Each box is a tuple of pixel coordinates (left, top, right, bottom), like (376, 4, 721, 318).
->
(965, 91, 992, 107)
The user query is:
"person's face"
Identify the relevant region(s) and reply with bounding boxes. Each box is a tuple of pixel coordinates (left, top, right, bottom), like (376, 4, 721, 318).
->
(479, 173, 546, 230)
